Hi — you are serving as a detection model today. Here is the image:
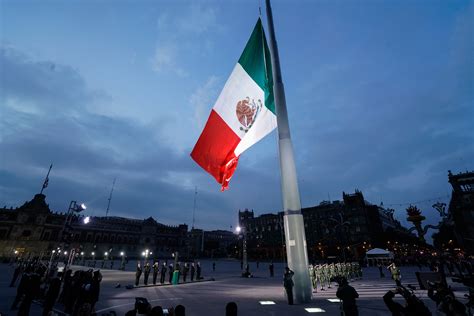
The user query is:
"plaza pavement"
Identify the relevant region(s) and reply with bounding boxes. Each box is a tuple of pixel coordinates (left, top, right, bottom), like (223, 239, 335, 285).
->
(0, 260, 470, 315)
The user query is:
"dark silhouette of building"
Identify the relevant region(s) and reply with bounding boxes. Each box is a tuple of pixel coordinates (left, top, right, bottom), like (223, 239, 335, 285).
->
(448, 170, 474, 253)
(238, 191, 419, 261)
(188, 229, 237, 258)
(0, 193, 188, 259)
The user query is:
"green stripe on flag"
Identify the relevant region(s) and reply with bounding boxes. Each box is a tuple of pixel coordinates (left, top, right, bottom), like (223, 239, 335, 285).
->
(238, 19, 275, 115)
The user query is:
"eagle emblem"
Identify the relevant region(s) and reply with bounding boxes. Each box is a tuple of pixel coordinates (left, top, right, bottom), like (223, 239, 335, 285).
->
(236, 97, 262, 133)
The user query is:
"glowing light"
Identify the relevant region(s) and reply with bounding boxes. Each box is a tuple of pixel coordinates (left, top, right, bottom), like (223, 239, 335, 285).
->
(80, 252, 84, 255)
(259, 301, 275, 305)
(83, 216, 90, 224)
(142, 252, 146, 256)
(120, 252, 124, 256)
(14, 250, 18, 254)
(80, 203, 87, 210)
(305, 307, 326, 313)
(64, 251, 68, 255)
(91, 252, 95, 256)
(327, 299, 340, 302)
(104, 252, 108, 256)
(236, 226, 242, 233)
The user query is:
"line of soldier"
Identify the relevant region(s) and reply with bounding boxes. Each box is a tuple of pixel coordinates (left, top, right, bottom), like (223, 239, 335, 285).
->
(309, 262, 362, 292)
(135, 260, 202, 286)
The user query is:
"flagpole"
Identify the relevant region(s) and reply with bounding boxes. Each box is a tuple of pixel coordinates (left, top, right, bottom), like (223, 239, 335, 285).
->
(40, 164, 53, 194)
(265, 0, 312, 303)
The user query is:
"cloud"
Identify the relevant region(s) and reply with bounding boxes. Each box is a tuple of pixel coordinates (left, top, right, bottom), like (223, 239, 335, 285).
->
(0, 46, 236, 229)
(157, 5, 218, 35)
(1, 47, 92, 116)
(151, 4, 221, 76)
(189, 75, 220, 129)
(151, 43, 188, 77)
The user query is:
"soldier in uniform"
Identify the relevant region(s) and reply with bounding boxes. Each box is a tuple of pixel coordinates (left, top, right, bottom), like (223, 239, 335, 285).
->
(356, 262, 362, 279)
(328, 263, 335, 288)
(135, 262, 142, 286)
(309, 264, 316, 292)
(168, 263, 173, 283)
(345, 262, 351, 281)
(144, 262, 151, 285)
(283, 267, 295, 305)
(350, 262, 355, 281)
(175, 262, 181, 283)
(152, 261, 159, 285)
(316, 264, 324, 291)
(160, 262, 167, 284)
(323, 264, 331, 289)
(387, 261, 401, 286)
(197, 262, 202, 280)
(190, 262, 195, 281)
(334, 263, 340, 279)
(182, 263, 189, 282)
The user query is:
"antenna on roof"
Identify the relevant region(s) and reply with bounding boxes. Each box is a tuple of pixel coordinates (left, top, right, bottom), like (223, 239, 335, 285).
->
(105, 178, 116, 218)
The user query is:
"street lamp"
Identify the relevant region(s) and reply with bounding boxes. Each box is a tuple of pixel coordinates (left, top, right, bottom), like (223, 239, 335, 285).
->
(120, 251, 125, 270)
(59, 200, 87, 270)
(46, 250, 56, 274)
(143, 249, 150, 263)
(235, 225, 247, 275)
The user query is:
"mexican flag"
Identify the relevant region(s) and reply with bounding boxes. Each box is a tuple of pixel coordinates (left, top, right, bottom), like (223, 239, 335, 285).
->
(191, 19, 276, 191)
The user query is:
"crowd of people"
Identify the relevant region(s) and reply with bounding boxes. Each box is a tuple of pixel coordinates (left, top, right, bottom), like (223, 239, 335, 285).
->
(5, 255, 474, 316)
(9, 257, 103, 316)
(308, 262, 362, 292)
(122, 298, 239, 316)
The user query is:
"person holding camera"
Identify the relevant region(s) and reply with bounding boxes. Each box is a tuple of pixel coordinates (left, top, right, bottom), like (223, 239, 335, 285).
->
(336, 277, 359, 316)
(383, 286, 431, 316)
(427, 281, 466, 316)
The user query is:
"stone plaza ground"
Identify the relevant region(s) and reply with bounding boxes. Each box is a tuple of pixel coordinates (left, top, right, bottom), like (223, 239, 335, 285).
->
(0, 260, 470, 315)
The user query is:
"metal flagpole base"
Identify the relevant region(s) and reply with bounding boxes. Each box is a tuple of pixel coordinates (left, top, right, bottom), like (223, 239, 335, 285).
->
(284, 212, 312, 303)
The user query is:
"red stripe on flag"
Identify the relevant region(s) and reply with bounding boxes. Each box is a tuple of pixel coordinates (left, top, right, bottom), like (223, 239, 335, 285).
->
(191, 110, 241, 191)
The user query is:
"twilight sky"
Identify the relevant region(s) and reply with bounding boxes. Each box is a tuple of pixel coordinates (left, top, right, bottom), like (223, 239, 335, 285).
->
(1, 0, 473, 238)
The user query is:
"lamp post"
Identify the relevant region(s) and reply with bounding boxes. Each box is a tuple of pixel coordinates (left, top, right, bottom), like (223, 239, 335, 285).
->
(81, 252, 85, 265)
(142, 249, 150, 264)
(59, 201, 86, 256)
(47, 250, 56, 275)
(12, 250, 19, 263)
(120, 252, 125, 270)
(236, 226, 247, 275)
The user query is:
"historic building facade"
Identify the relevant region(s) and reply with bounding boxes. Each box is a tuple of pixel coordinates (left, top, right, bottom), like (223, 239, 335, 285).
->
(0, 193, 188, 260)
(238, 190, 419, 261)
(448, 170, 474, 253)
(188, 228, 238, 258)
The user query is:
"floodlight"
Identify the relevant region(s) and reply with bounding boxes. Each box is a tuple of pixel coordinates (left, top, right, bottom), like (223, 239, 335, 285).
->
(305, 308, 326, 313)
